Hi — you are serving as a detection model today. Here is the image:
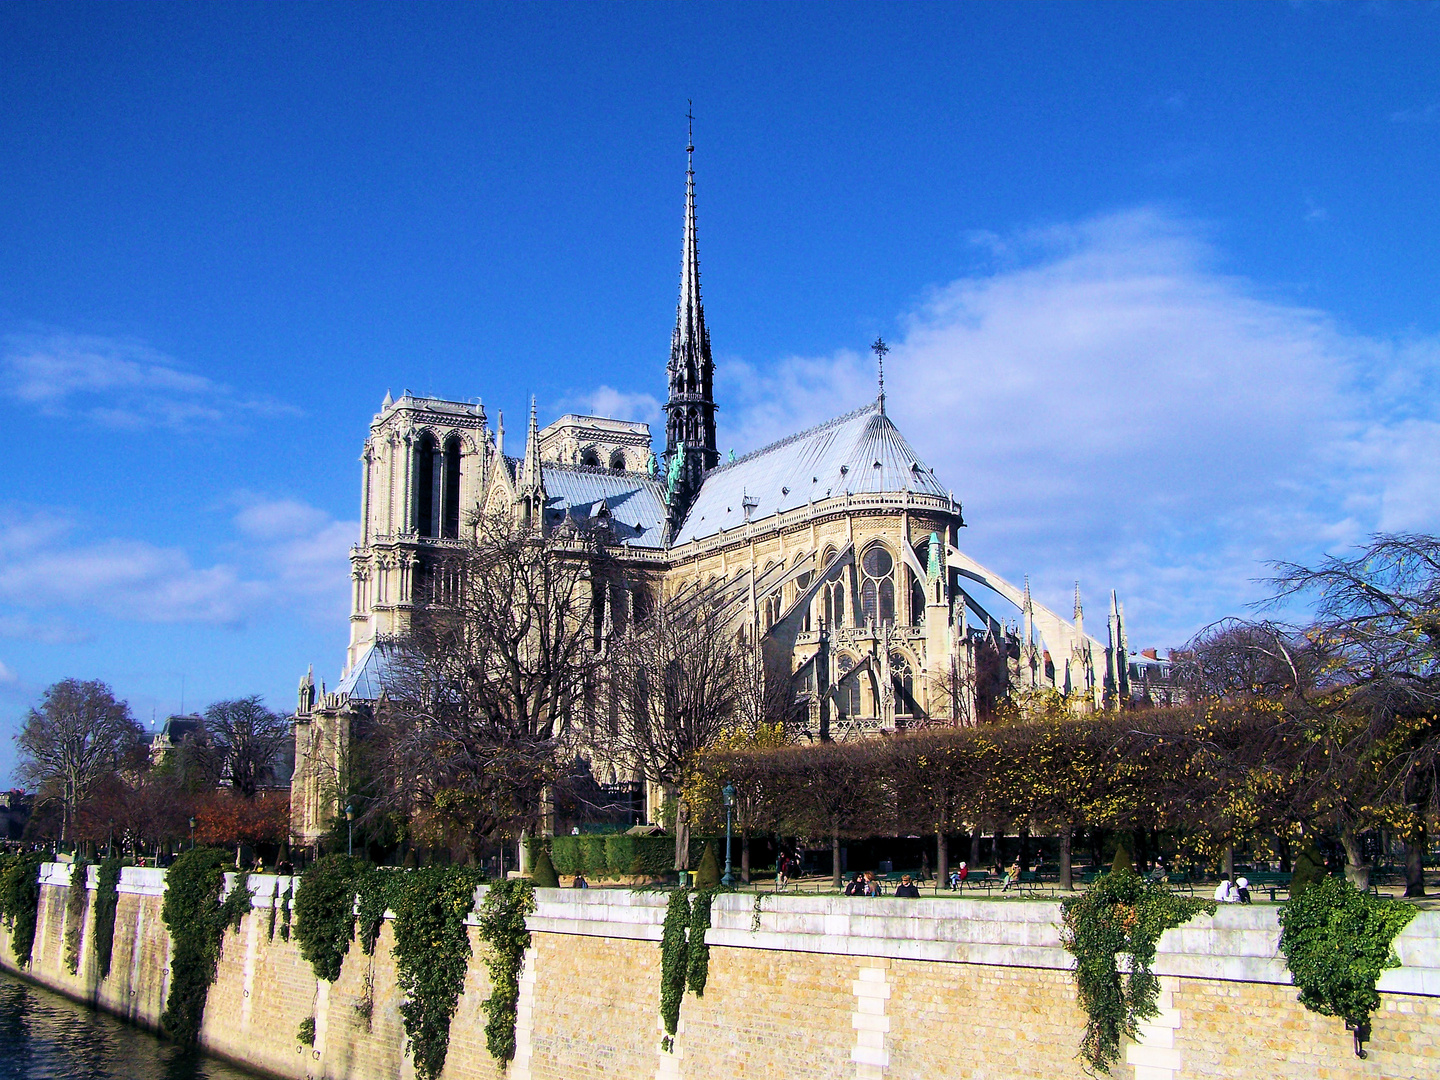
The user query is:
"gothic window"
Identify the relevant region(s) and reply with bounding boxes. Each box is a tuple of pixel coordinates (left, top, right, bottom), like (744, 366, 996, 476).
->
(890, 652, 914, 714)
(822, 582, 845, 629)
(632, 583, 652, 624)
(442, 436, 462, 539)
(794, 571, 812, 632)
(836, 655, 860, 717)
(609, 450, 627, 470)
(859, 544, 895, 626)
(763, 591, 782, 630)
(415, 432, 439, 537)
(581, 448, 601, 467)
(910, 570, 926, 627)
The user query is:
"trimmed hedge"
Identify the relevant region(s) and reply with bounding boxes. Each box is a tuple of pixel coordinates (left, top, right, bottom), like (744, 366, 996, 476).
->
(532, 834, 719, 879)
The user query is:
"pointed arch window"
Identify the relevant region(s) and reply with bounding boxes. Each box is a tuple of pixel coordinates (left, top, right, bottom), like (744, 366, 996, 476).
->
(859, 544, 895, 626)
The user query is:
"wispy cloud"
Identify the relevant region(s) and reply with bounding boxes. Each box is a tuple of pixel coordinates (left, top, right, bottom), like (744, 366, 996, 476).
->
(1389, 102, 1440, 124)
(0, 498, 355, 628)
(1, 331, 299, 431)
(716, 207, 1440, 648)
(0, 614, 91, 645)
(560, 385, 664, 426)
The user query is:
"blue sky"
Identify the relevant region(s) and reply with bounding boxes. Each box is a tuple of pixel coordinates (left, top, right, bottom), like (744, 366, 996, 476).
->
(2, 2, 1438, 782)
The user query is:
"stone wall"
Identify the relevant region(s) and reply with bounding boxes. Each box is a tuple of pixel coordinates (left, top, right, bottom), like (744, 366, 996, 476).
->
(2, 864, 1437, 1080)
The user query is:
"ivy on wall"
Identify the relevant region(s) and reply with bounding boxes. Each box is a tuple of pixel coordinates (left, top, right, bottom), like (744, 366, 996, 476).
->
(159, 848, 253, 1050)
(475, 878, 535, 1064)
(685, 889, 715, 996)
(1059, 869, 1214, 1073)
(355, 869, 391, 956)
(266, 880, 279, 942)
(91, 857, 124, 980)
(389, 866, 481, 1080)
(1278, 876, 1417, 1057)
(293, 854, 364, 982)
(64, 857, 90, 975)
(659, 888, 690, 1051)
(279, 884, 293, 942)
(0, 852, 45, 967)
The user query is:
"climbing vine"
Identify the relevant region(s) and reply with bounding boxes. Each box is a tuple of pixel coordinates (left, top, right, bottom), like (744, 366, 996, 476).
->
(64, 857, 90, 975)
(355, 868, 391, 956)
(0, 852, 45, 967)
(222, 870, 252, 933)
(279, 883, 293, 941)
(1059, 869, 1214, 1073)
(297, 1016, 316, 1046)
(389, 866, 482, 1080)
(293, 854, 365, 982)
(267, 880, 279, 941)
(685, 889, 715, 996)
(159, 848, 251, 1049)
(1277, 875, 1417, 1057)
(475, 877, 535, 1064)
(91, 857, 124, 980)
(658, 888, 691, 1051)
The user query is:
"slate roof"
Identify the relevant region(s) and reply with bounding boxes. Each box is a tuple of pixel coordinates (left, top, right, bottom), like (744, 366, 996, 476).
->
(335, 638, 401, 701)
(671, 402, 950, 546)
(542, 465, 669, 548)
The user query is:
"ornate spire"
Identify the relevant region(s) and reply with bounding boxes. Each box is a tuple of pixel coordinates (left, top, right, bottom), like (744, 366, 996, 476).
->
(521, 396, 541, 493)
(664, 103, 719, 530)
(872, 336, 889, 415)
(1073, 581, 1084, 638)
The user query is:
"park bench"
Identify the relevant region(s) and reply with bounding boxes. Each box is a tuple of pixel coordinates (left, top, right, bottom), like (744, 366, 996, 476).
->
(1245, 871, 1292, 902)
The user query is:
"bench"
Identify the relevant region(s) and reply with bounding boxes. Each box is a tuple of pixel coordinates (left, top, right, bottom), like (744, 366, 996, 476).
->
(1245, 871, 1292, 902)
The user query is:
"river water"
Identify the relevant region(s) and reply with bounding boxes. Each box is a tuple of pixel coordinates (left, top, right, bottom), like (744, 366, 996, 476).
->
(0, 970, 264, 1080)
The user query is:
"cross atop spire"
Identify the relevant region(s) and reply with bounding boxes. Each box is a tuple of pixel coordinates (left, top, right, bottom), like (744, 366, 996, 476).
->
(871, 336, 889, 414)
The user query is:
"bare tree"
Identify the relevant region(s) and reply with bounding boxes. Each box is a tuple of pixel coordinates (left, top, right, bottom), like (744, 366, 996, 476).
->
(201, 696, 291, 798)
(1174, 618, 1329, 701)
(609, 581, 744, 793)
(16, 679, 144, 844)
(372, 513, 605, 858)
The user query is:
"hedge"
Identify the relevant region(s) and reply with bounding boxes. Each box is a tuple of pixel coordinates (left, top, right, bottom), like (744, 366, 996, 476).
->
(529, 834, 720, 879)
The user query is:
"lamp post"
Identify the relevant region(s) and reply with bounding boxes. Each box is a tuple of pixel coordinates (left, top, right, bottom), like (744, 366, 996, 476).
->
(346, 804, 355, 858)
(722, 782, 736, 888)
(188, 816, 195, 850)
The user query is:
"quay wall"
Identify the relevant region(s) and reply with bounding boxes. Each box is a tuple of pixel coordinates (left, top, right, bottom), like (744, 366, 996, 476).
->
(2, 863, 1438, 1080)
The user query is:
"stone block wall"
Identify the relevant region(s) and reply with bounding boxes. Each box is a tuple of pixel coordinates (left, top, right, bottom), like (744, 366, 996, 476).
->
(2, 865, 1438, 1080)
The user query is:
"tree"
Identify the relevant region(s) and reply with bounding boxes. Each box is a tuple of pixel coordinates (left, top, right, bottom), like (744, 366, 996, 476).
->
(372, 513, 605, 859)
(201, 696, 291, 798)
(16, 679, 144, 844)
(610, 581, 743, 793)
(1269, 533, 1440, 896)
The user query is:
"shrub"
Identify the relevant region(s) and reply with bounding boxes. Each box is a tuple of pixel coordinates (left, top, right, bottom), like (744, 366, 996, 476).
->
(605, 834, 637, 875)
(294, 854, 364, 982)
(297, 1016, 316, 1046)
(694, 844, 720, 889)
(578, 835, 608, 877)
(530, 849, 559, 888)
(548, 836, 579, 876)
(1060, 867, 1214, 1072)
(1278, 876, 1416, 1056)
(1110, 843, 1133, 876)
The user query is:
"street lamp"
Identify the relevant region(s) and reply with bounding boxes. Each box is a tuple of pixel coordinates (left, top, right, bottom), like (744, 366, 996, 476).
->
(346, 804, 355, 858)
(188, 816, 196, 850)
(721, 782, 736, 888)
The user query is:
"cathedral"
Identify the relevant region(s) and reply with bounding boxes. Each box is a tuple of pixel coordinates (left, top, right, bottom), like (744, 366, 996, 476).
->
(290, 135, 1133, 845)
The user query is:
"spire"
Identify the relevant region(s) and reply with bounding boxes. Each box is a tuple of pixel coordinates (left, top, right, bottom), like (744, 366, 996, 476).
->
(521, 396, 541, 492)
(872, 336, 889, 415)
(664, 102, 719, 530)
(1073, 581, 1084, 638)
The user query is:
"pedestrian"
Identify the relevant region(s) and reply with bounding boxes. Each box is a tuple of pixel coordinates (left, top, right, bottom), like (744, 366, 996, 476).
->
(895, 874, 920, 898)
(1214, 875, 1239, 903)
(863, 870, 882, 896)
(1235, 876, 1252, 904)
(1001, 858, 1021, 893)
(844, 872, 864, 896)
(573, 871, 589, 889)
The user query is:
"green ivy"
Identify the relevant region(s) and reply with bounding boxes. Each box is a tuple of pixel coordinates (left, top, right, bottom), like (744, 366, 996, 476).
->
(685, 889, 715, 996)
(355, 869, 391, 956)
(221, 870, 253, 934)
(1277, 876, 1417, 1056)
(294, 854, 365, 982)
(280, 884, 293, 942)
(0, 852, 44, 967)
(266, 880, 279, 942)
(64, 857, 90, 975)
(475, 878, 535, 1063)
(91, 857, 124, 980)
(659, 888, 691, 1051)
(297, 1016, 316, 1046)
(389, 866, 481, 1080)
(1060, 869, 1214, 1073)
(160, 848, 249, 1049)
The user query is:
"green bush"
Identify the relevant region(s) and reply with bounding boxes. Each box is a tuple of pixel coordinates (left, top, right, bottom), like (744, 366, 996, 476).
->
(1110, 843, 1133, 876)
(0, 852, 44, 967)
(694, 844, 720, 889)
(605, 834, 637, 875)
(1278, 876, 1416, 1054)
(294, 854, 364, 982)
(578, 835, 608, 877)
(1060, 866, 1214, 1072)
(530, 849, 559, 888)
(548, 836, 579, 876)
(297, 1016, 316, 1046)
(91, 857, 124, 980)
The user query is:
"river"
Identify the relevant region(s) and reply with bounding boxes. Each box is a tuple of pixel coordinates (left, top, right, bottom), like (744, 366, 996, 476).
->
(0, 970, 265, 1080)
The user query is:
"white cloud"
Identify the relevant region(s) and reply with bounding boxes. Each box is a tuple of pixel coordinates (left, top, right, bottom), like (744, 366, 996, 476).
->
(568, 385, 664, 425)
(1, 331, 299, 431)
(0, 614, 91, 645)
(0, 498, 356, 628)
(0, 660, 16, 686)
(716, 208, 1440, 648)
(1390, 102, 1440, 124)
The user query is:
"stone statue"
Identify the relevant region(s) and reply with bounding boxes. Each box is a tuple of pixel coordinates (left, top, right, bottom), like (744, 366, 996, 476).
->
(674, 799, 691, 872)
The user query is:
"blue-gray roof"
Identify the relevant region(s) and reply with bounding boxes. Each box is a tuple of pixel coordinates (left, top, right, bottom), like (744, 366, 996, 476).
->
(543, 465, 669, 548)
(335, 639, 400, 701)
(672, 402, 950, 545)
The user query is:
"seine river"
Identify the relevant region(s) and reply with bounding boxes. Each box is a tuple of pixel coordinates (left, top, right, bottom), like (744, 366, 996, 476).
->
(0, 970, 263, 1080)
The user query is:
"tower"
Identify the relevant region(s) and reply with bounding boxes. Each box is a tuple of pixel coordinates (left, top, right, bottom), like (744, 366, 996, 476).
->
(663, 110, 719, 530)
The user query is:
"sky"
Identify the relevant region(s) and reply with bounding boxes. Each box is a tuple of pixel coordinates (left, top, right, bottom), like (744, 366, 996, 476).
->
(2, 2, 1438, 783)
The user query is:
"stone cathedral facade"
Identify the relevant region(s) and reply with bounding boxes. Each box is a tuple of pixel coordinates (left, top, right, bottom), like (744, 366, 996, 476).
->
(290, 140, 1134, 844)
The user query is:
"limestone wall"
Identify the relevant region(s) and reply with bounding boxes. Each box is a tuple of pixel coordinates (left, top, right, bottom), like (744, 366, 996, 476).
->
(2, 864, 1437, 1080)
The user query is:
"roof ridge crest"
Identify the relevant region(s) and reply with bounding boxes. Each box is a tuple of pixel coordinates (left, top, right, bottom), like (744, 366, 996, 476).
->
(708, 401, 878, 474)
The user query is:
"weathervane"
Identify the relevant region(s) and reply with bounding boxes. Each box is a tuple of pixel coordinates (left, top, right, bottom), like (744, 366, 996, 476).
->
(872, 336, 889, 414)
(686, 100, 695, 157)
